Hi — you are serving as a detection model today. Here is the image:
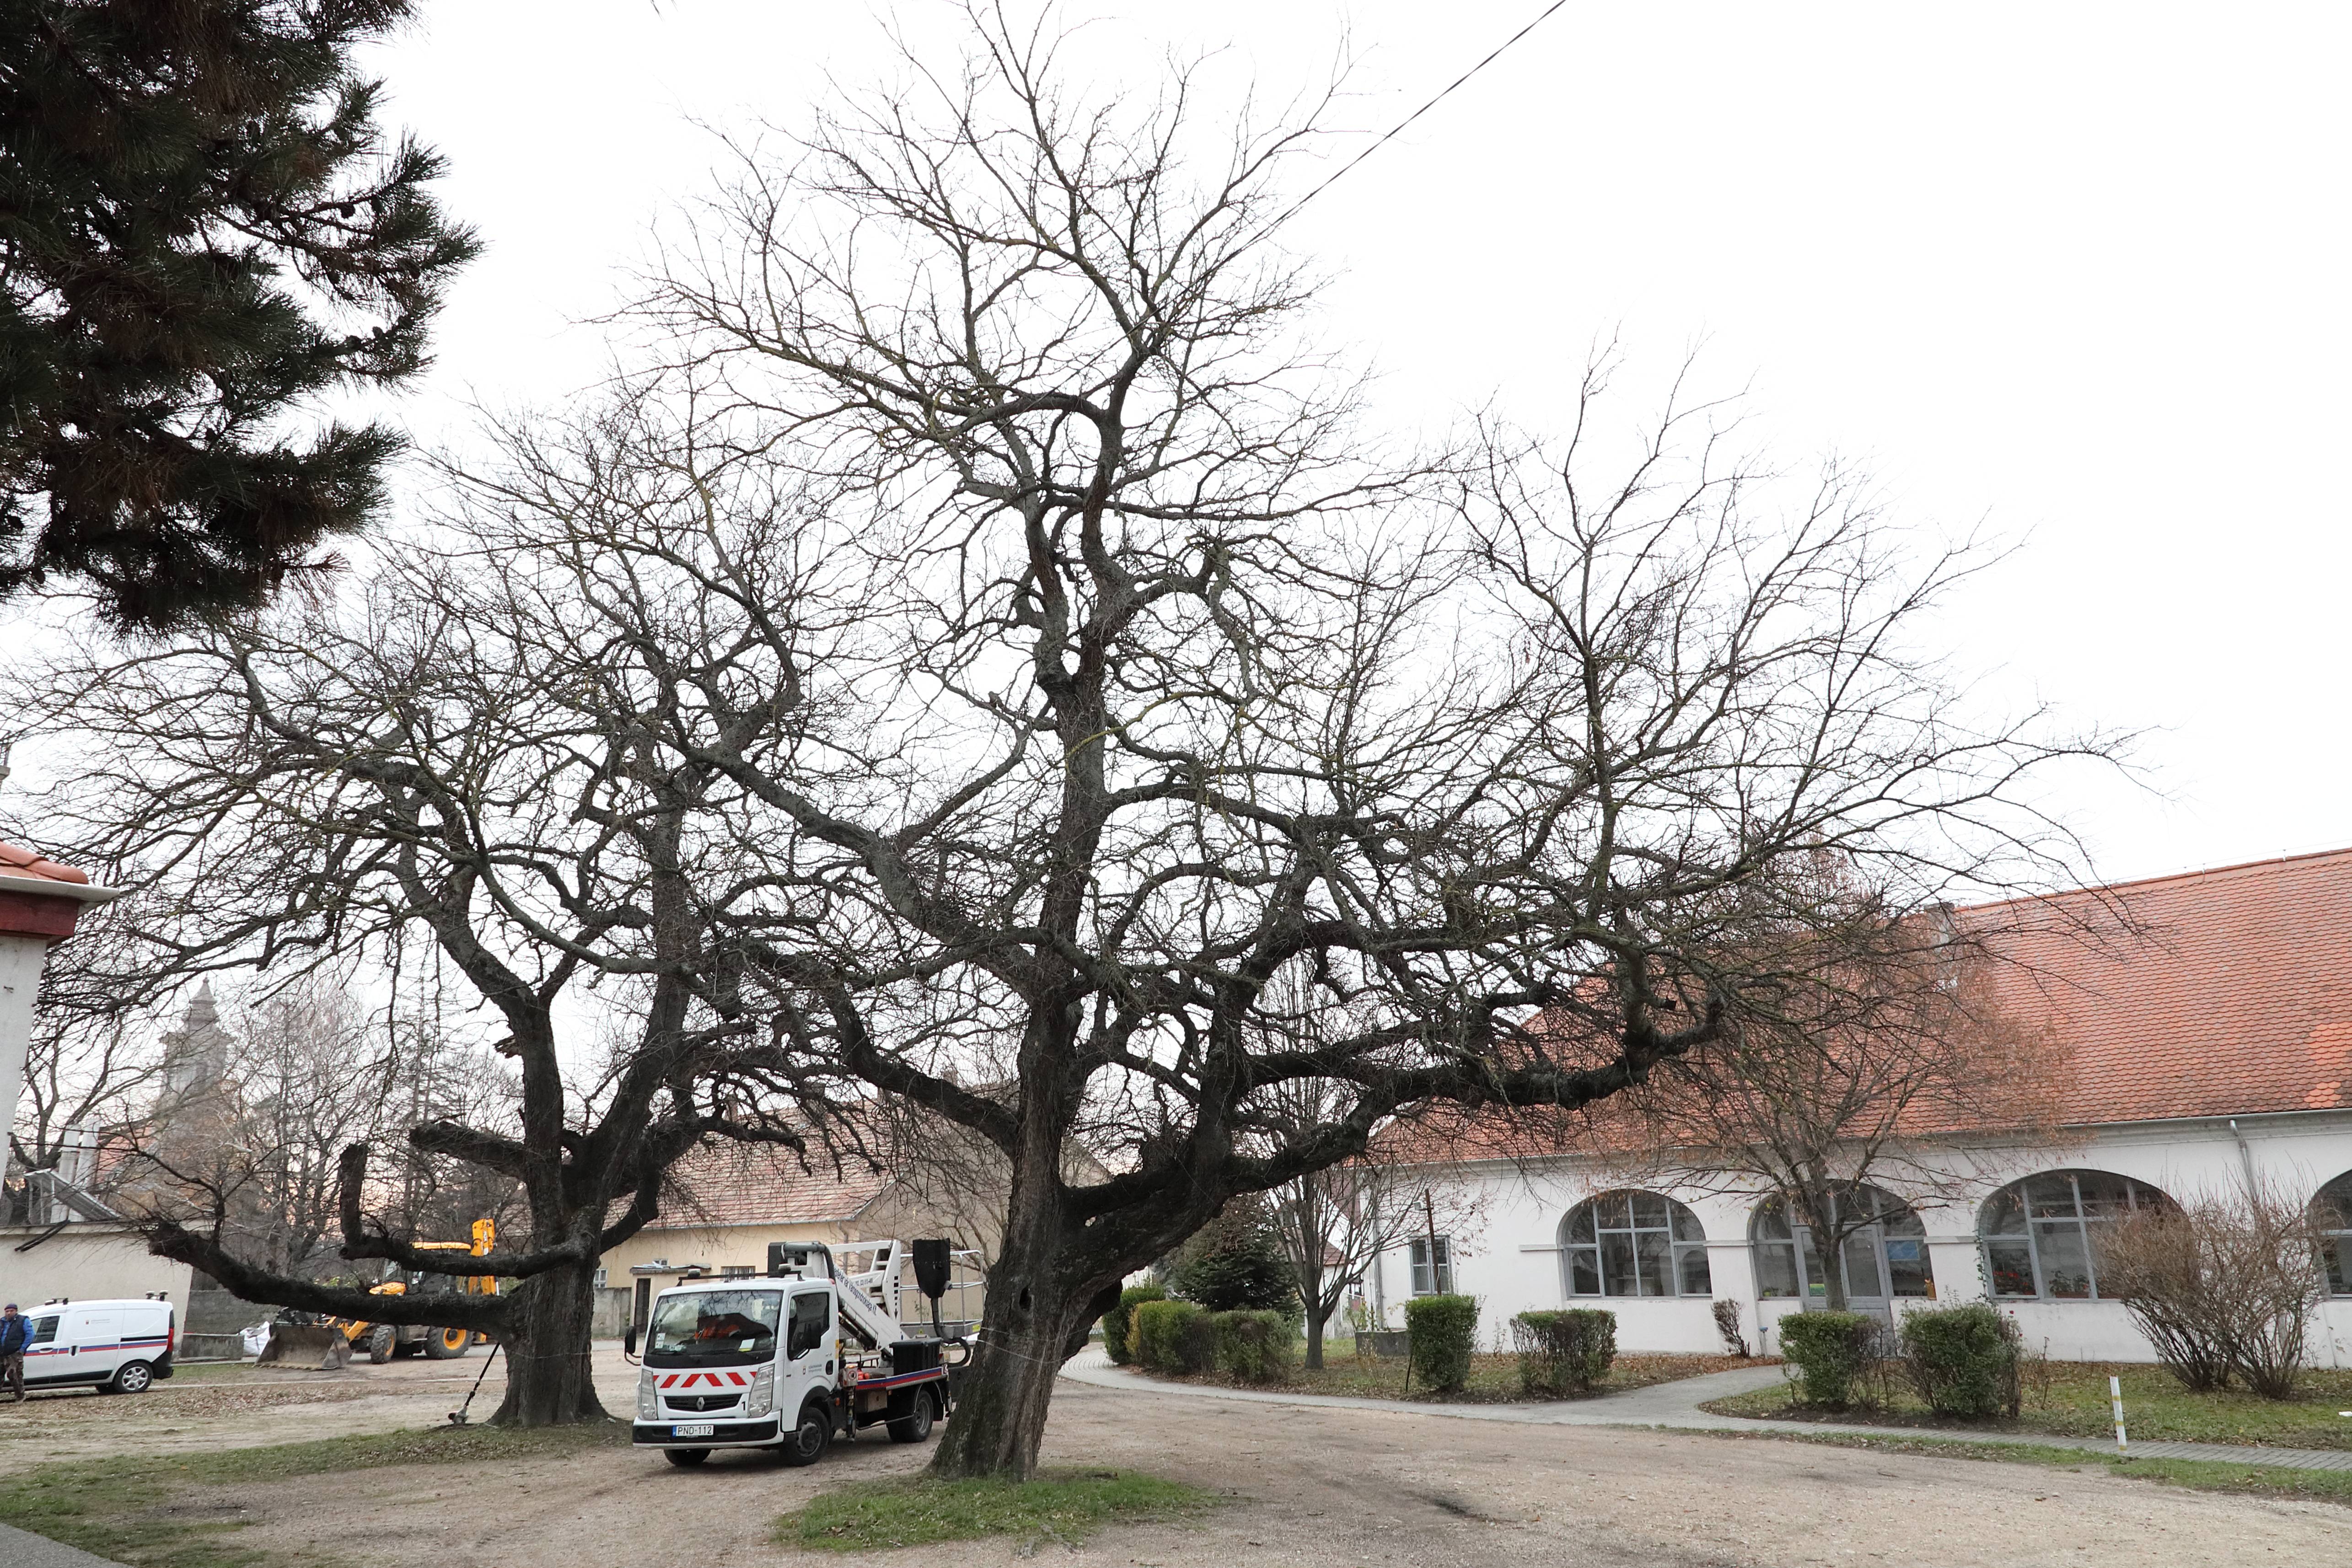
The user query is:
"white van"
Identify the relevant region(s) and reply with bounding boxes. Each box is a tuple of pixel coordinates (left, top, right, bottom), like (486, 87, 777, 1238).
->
(20, 1299, 176, 1395)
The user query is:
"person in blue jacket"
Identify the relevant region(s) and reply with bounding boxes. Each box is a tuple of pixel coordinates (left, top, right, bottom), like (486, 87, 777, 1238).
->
(0, 1304, 29, 1401)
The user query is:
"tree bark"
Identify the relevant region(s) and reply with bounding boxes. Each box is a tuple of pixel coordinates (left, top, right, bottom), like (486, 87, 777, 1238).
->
(1796, 1181, 1851, 1314)
(489, 1258, 607, 1425)
(929, 1234, 1108, 1478)
(1301, 1253, 1329, 1370)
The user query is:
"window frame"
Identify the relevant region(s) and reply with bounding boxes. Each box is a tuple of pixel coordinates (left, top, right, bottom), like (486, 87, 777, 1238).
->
(1977, 1168, 2171, 1303)
(2314, 1171, 2352, 1298)
(1560, 1190, 1712, 1300)
(1750, 1185, 1930, 1305)
(1407, 1235, 1454, 1296)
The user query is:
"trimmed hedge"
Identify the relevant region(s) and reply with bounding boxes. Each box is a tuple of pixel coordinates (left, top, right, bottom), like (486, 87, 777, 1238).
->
(1899, 1304, 2019, 1418)
(1212, 1309, 1299, 1383)
(1102, 1284, 1166, 1366)
(1404, 1294, 1479, 1393)
(1132, 1299, 1216, 1374)
(1777, 1310, 1878, 1408)
(1513, 1308, 1616, 1396)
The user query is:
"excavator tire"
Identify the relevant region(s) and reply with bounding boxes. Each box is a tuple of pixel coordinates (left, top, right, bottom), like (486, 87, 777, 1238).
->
(423, 1326, 472, 1359)
(365, 1326, 394, 1364)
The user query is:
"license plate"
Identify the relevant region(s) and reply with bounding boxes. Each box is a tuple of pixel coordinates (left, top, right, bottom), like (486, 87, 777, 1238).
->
(672, 1423, 715, 1438)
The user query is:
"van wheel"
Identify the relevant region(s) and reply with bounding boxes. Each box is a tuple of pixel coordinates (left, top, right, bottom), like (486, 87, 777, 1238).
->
(111, 1361, 154, 1395)
(663, 1448, 710, 1467)
(886, 1389, 937, 1444)
(423, 1326, 471, 1359)
(777, 1401, 832, 1466)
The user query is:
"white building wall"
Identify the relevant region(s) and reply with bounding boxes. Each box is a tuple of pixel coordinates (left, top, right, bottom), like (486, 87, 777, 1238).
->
(0, 1225, 193, 1320)
(1367, 1111, 2352, 1365)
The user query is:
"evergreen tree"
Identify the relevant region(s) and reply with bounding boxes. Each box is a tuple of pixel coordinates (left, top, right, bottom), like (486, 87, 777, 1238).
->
(1167, 1198, 1299, 1315)
(0, 0, 477, 632)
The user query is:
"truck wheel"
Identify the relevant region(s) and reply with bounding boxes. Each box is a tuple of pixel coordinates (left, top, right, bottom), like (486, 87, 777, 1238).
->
(110, 1361, 154, 1395)
(423, 1326, 471, 1360)
(777, 1400, 832, 1467)
(886, 1389, 937, 1444)
(365, 1326, 394, 1364)
(663, 1448, 710, 1467)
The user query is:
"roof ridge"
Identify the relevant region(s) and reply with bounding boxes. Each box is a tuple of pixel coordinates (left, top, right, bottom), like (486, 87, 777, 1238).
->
(1957, 843, 2352, 915)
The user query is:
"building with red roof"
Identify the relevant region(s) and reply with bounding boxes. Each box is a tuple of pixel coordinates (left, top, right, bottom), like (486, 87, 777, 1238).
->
(1356, 849, 2352, 1365)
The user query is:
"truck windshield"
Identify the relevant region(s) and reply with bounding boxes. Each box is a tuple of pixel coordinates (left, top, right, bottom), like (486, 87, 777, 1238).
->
(644, 1289, 784, 1367)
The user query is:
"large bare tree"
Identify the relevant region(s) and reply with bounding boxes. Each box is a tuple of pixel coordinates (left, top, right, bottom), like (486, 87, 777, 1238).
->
(3, 455, 839, 1423)
(601, 8, 2115, 1477)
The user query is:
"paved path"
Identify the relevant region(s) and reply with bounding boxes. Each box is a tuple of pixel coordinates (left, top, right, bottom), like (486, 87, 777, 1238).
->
(0, 1524, 125, 1568)
(1060, 1348, 2352, 1472)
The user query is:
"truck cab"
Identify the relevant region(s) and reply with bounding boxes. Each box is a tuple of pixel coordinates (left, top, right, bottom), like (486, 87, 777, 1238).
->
(627, 1240, 961, 1468)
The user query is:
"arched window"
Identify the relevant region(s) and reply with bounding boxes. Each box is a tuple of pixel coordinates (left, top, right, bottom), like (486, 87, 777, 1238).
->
(1977, 1170, 2172, 1301)
(2314, 1171, 2352, 1298)
(1750, 1185, 1929, 1303)
(1562, 1191, 1710, 1298)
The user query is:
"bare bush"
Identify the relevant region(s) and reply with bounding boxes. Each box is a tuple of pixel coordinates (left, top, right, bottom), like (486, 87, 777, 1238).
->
(2095, 1185, 2329, 1399)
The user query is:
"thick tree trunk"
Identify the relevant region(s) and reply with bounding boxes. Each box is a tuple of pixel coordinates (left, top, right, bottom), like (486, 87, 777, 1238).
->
(929, 1108, 1118, 1480)
(489, 1257, 607, 1425)
(929, 1232, 1108, 1478)
(1305, 1308, 1326, 1370)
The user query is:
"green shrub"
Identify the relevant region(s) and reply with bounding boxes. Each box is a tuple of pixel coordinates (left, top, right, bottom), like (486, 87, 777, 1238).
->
(1898, 1304, 2019, 1418)
(1131, 1300, 1214, 1374)
(1102, 1285, 1166, 1366)
(1512, 1308, 1616, 1396)
(1777, 1311, 1879, 1408)
(1130, 1300, 1184, 1372)
(1403, 1294, 1479, 1393)
(1211, 1310, 1299, 1383)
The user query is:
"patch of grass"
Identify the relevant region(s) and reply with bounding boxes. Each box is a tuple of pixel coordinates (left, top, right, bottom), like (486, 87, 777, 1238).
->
(0, 1420, 626, 1568)
(1136, 1350, 1765, 1404)
(1700, 1427, 2352, 1508)
(1703, 1361, 2352, 1449)
(776, 1468, 1216, 1552)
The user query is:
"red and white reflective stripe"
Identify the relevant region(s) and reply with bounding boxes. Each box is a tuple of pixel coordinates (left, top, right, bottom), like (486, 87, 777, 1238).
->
(655, 1369, 754, 1389)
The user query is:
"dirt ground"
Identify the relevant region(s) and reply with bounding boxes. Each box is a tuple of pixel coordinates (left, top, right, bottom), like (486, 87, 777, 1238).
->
(0, 1352, 514, 1461)
(16, 1348, 2352, 1566)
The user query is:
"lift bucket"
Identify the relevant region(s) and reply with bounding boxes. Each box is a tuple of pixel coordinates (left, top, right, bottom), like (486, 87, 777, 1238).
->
(909, 1239, 951, 1302)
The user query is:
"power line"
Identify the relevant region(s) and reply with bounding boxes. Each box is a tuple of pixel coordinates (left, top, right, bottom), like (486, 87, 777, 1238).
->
(1270, 0, 1574, 231)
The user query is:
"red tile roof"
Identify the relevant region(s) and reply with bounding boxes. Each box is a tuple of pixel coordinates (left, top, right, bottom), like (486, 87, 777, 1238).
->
(650, 1139, 894, 1229)
(1373, 847, 2352, 1165)
(0, 841, 91, 886)
(1972, 846, 2352, 1125)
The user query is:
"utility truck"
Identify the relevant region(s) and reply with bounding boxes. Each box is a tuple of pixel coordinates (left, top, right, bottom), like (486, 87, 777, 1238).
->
(626, 1237, 968, 1468)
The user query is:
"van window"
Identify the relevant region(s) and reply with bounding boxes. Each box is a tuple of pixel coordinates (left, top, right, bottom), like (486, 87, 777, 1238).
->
(27, 1316, 57, 1345)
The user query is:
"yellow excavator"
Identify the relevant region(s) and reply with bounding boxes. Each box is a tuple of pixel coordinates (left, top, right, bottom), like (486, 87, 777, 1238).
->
(340, 1217, 500, 1363)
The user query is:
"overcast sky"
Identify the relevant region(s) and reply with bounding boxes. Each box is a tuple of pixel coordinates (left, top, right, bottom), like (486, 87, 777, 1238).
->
(48, 1, 2352, 893)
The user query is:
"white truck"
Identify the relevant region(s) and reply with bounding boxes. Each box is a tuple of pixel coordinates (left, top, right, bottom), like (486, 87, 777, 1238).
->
(625, 1238, 968, 1468)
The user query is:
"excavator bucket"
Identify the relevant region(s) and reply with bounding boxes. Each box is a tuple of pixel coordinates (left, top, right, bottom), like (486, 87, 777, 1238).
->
(257, 1323, 351, 1369)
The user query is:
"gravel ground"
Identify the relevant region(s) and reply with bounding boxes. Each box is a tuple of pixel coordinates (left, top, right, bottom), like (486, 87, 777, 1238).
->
(135, 1364, 2352, 1568)
(0, 1355, 512, 1462)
